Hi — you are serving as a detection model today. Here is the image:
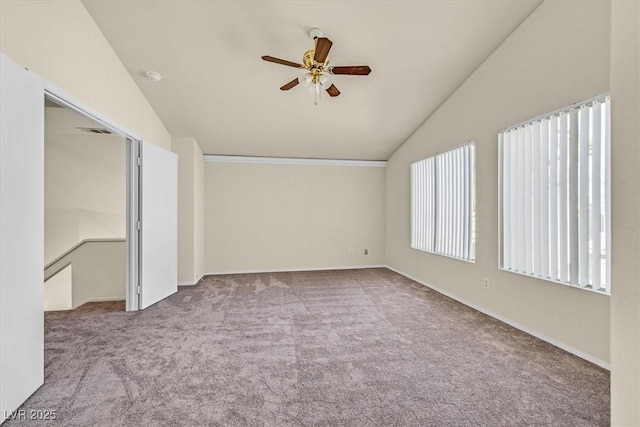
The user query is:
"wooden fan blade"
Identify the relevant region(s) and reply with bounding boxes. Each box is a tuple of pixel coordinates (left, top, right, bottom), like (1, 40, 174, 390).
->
(314, 37, 333, 64)
(280, 78, 299, 91)
(330, 66, 372, 75)
(326, 84, 340, 97)
(262, 56, 304, 69)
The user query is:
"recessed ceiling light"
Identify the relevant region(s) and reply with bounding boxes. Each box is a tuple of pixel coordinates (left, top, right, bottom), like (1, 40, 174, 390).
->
(146, 70, 162, 82)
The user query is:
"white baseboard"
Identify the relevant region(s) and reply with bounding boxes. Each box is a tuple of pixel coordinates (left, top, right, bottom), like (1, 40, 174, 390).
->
(384, 265, 610, 371)
(203, 265, 385, 276)
(178, 280, 198, 286)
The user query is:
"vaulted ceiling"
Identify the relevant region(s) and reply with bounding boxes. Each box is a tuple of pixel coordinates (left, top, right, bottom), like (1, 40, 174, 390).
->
(82, 1, 541, 160)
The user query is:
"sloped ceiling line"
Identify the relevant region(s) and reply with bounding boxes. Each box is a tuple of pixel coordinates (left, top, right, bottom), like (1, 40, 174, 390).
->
(82, 0, 542, 161)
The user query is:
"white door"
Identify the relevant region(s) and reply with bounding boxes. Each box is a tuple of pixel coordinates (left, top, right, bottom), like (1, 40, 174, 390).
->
(139, 141, 178, 309)
(0, 54, 44, 421)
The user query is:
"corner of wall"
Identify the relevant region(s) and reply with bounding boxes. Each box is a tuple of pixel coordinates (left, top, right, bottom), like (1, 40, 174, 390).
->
(192, 139, 205, 284)
(172, 137, 196, 283)
(610, 0, 640, 423)
(172, 136, 205, 285)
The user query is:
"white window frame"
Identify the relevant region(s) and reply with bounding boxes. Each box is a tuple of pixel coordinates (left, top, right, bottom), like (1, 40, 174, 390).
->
(411, 141, 476, 262)
(498, 94, 611, 295)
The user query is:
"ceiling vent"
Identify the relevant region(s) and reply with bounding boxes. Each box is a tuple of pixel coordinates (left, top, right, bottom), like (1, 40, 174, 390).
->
(76, 127, 112, 135)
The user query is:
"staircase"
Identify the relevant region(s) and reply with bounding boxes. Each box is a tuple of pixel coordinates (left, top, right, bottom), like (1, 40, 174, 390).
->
(44, 238, 126, 310)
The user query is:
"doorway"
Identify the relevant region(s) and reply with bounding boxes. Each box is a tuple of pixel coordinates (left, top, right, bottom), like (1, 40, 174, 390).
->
(43, 98, 128, 311)
(42, 89, 178, 312)
(44, 93, 141, 311)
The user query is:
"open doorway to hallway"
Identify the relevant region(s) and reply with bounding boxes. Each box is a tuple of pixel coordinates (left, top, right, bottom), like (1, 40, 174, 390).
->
(43, 98, 127, 312)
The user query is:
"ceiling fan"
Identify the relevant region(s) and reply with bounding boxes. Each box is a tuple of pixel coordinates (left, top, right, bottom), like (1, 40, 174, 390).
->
(261, 28, 371, 104)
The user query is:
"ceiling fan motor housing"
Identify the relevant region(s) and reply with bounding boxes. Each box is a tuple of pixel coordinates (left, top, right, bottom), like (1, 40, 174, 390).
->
(303, 49, 316, 68)
(303, 49, 327, 70)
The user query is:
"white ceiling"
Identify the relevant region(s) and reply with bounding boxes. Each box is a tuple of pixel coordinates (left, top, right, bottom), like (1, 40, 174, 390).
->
(82, 0, 541, 160)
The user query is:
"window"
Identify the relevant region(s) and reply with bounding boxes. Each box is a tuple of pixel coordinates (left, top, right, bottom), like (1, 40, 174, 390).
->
(411, 142, 475, 262)
(499, 95, 611, 294)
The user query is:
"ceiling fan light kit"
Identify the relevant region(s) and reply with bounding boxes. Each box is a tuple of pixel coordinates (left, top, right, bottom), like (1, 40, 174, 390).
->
(298, 74, 312, 87)
(262, 27, 371, 105)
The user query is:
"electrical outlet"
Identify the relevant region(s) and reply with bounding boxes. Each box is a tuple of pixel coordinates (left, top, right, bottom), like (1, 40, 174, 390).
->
(483, 278, 490, 290)
(349, 249, 354, 256)
(364, 249, 368, 255)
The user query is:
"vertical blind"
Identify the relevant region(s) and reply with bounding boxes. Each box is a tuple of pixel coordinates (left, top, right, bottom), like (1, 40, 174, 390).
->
(411, 142, 475, 262)
(499, 95, 610, 293)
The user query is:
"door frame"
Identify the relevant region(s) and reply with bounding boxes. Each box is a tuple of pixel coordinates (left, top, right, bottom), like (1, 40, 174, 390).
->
(44, 87, 141, 311)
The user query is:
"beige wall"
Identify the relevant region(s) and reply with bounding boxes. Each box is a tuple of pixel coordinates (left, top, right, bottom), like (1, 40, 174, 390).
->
(610, 0, 640, 424)
(43, 240, 127, 309)
(45, 107, 126, 264)
(385, 1, 610, 365)
(173, 137, 205, 284)
(71, 240, 126, 308)
(193, 145, 205, 280)
(205, 162, 385, 273)
(0, 0, 170, 149)
(44, 265, 72, 311)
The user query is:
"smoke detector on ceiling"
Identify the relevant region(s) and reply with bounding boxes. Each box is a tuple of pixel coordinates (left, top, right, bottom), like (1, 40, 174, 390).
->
(146, 70, 162, 82)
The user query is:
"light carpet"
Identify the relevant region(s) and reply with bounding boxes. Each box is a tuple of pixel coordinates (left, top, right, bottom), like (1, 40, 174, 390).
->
(7, 268, 609, 426)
